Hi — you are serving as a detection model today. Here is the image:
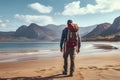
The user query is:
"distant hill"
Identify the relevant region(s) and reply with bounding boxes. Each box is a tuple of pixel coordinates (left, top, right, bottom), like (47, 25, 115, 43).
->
(46, 24, 96, 37)
(101, 16, 120, 36)
(45, 24, 66, 37)
(80, 25, 96, 37)
(0, 32, 15, 37)
(83, 23, 111, 38)
(15, 23, 58, 41)
(82, 16, 120, 41)
(0, 23, 96, 41)
(2, 16, 120, 42)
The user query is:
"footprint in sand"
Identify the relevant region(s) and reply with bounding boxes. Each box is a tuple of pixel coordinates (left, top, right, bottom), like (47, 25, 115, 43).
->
(78, 72, 84, 80)
(48, 66, 56, 70)
(79, 67, 88, 70)
(105, 65, 114, 67)
(114, 64, 120, 67)
(40, 69, 46, 71)
(35, 69, 46, 73)
(97, 67, 109, 70)
(97, 71, 106, 79)
(105, 64, 120, 68)
(88, 66, 98, 70)
(113, 68, 120, 71)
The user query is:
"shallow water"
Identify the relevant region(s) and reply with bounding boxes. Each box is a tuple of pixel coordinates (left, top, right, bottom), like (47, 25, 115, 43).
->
(0, 42, 120, 63)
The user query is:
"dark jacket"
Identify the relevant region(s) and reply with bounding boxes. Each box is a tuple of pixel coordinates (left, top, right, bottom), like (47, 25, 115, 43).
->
(60, 27, 81, 49)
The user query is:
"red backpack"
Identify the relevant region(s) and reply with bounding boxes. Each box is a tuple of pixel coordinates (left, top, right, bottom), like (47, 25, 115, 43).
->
(66, 23, 79, 47)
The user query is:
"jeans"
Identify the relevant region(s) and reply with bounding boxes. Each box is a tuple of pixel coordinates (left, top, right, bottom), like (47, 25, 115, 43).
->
(63, 47, 75, 73)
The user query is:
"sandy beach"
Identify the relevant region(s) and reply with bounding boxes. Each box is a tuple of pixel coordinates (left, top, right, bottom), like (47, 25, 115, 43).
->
(0, 42, 120, 80)
(0, 52, 120, 80)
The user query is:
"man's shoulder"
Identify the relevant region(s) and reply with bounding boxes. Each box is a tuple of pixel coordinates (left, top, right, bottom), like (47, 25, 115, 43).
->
(62, 27, 68, 31)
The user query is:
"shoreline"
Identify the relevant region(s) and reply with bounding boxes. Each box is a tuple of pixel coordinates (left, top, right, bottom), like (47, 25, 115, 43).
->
(0, 42, 119, 63)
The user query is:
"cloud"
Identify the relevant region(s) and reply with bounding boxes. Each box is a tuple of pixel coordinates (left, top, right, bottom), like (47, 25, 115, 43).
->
(14, 14, 55, 25)
(0, 19, 8, 27)
(62, 0, 120, 15)
(28, 2, 53, 13)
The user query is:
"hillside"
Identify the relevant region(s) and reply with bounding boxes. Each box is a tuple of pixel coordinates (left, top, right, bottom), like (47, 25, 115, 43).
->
(82, 16, 120, 41)
(101, 16, 120, 36)
(14, 23, 59, 41)
(83, 23, 111, 38)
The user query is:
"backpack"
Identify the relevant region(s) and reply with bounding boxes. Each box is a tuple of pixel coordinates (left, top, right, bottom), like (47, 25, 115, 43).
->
(66, 23, 79, 47)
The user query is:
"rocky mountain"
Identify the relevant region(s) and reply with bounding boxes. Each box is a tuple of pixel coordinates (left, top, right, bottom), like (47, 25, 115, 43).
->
(15, 23, 58, 41)
(83, 23, 111, 38)
(80, 25, 97, 36)
(46, 24, 96, 37)
(101, 16, 120, 36)
(0, 23, 97, 41)
(82, 16, 120, 41)
(45, 24, 66, 37)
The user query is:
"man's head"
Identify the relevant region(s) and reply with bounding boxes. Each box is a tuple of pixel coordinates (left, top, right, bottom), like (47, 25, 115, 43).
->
(67, 20, 73, 25)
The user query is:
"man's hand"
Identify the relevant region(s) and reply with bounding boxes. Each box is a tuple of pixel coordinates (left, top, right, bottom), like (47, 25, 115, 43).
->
(77, 49, 80, 54)
(60, 48, 63, 52)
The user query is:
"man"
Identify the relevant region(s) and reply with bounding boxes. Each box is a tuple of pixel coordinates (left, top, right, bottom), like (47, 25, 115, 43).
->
(60, 20, 81, 76)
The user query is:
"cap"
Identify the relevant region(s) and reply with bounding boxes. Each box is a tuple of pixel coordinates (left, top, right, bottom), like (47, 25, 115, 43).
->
(67, 20, 73, 24)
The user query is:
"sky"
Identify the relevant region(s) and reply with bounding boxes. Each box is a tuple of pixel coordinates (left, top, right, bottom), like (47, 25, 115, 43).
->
(0, 0, 120, 31)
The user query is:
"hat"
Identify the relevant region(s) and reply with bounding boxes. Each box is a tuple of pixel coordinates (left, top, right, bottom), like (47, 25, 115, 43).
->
(67, 20, 73, 24)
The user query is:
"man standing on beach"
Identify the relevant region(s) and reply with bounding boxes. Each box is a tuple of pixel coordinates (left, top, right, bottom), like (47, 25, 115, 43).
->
(60, 20, 81, 76)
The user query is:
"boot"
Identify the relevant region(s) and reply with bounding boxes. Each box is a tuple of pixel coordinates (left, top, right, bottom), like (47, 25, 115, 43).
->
(62, 71, 67, 75)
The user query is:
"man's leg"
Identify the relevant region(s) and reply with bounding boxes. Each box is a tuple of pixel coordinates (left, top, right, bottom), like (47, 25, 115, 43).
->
(70, 47, 75, 76)
(63, 51, 68, 75)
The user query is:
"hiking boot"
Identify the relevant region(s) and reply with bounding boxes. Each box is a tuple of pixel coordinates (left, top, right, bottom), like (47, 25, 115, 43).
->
(62, 71, 67, 75)
(69, 72, 73, 77)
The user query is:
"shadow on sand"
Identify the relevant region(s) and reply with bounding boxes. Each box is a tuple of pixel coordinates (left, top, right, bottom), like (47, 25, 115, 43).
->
(0, 74, 71, 80)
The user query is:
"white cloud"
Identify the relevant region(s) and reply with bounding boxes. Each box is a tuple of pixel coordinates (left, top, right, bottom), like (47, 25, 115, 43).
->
(14, 14, 55, 25)
(62, 0, 120, 15)
(0, 19, 7, 27)
(28, 2, 53, 13)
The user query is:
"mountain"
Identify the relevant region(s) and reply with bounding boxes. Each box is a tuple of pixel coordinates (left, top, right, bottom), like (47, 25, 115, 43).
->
(83, 23, 111, 38)
(101, 16, 120, 36)
(1, 16, 120, 42)
(45, 24, 66, 37)
(46, 24, 96, 37)
(82, 16, 120, 41)
(0, 23, 97, 41)
(80, 25, 97, 36)
(0, 32, 15, 37)
(15, 23, 58, 41)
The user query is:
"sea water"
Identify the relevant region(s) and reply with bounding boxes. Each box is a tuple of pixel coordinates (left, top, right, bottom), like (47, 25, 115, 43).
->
(0, 42, 119, 63)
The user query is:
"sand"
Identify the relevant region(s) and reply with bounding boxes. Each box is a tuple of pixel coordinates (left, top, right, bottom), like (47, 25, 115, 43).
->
(0, 53, 120, 80)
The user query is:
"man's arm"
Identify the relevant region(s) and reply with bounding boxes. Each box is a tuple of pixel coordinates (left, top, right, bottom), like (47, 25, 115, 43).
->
(77, 34, 81, 53)
(78, 35, 81, 49)
(60, 29, 65, 52)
